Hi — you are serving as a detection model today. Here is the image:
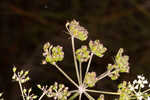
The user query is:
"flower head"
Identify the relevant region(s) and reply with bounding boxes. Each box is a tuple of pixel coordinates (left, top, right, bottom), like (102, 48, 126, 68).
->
(84, 72, 97, 87)
(107, 48, 130, 80)
(12, 66, 30, 83)
(115, 48, 129, 73)
(66, 20, 88, 41)
(76, 45, 90, 62)
(38, 82, 70, 100)
(118, 75, 150, 100)
(118, 81, 132, 100)
(42, 42, 64, 65)
(89, 40, 107, 57)
(23, 88, 37, 100)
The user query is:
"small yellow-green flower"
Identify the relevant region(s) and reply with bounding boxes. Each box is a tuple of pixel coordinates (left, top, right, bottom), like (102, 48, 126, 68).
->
(115, 48, 129, 73)
(23, 88, 37, 100)
(38, 82, 70, 100)
(12, 67, 30, 83)
(66, 20, 88, 41)
(118, 81, 132, 100)
(89, 40, 107, 57)
(42, 42, 64, 65)
(107, 48, 130, 80)
(76, 45, 90, 62)
(84, 72, 97, 87)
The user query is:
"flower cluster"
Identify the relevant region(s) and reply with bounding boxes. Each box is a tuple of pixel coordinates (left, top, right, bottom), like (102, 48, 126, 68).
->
(118, 81, 132, 100)
(89, 40, 107, 57)
(76, 45, 90, 62)
(42, 42, 64, 65)
(107, 48, 129, 80)
(9, 19, 150, 100)
(118, 75, 150, 100)
(129, 75, 148, 90)
(84, 72, 97, 87)
(37, 82, 70, 100)
(66, 19, 88, 41)
(23, 88, 37, 100)
(12, 67, 30, 83)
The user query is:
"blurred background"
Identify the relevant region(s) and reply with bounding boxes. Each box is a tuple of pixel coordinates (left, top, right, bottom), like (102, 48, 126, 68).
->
(1, 0, 150, 99)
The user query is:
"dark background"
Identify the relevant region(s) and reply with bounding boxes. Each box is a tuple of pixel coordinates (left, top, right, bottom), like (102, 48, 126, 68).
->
(1, 0, 150, 100)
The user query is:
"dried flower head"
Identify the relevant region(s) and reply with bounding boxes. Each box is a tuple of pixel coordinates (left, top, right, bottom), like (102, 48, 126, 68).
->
(66, 19, 88, 41)
(89, 40, 107, 57)
(76, 45, 90, 62)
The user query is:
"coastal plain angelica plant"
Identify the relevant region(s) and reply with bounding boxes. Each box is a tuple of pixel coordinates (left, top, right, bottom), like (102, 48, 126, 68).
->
(1, 19, 150, 100)
(40, 19, 130, 100)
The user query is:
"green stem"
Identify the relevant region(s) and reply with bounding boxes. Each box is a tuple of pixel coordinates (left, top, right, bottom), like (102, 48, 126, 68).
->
(86, 89, 120, 95)
(71, 37, 80, 85)
(68, 93, 79, 100)
(53, 63, 78, 88)
(84, 92, 95, 100)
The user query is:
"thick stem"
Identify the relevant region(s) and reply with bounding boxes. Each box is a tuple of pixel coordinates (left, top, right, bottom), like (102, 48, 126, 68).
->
(53, 63, 78, 88)
(71, 37, 80, 84)
(79, 93, 82, 100)
(68, 93, 79, 100)
(86, 89, 120, 95)
(84, 92, 95, 100)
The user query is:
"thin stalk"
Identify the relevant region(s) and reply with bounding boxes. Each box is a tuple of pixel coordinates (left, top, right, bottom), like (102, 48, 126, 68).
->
(96, 70, 111, 81)
(38, 92, 47, 100)
(86, 89, 120, 95)
(96, 68, 119, 81)
(84, 92, 95, 100)
(68, 93, 79, 100)
(79, 62, 82, 85)
(18, 79, 25, 100)
(71, 37, 80, 84)
(53, 63, 78, 88)
(143, 88, 150, 93)
(85, 53, 93, 75)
